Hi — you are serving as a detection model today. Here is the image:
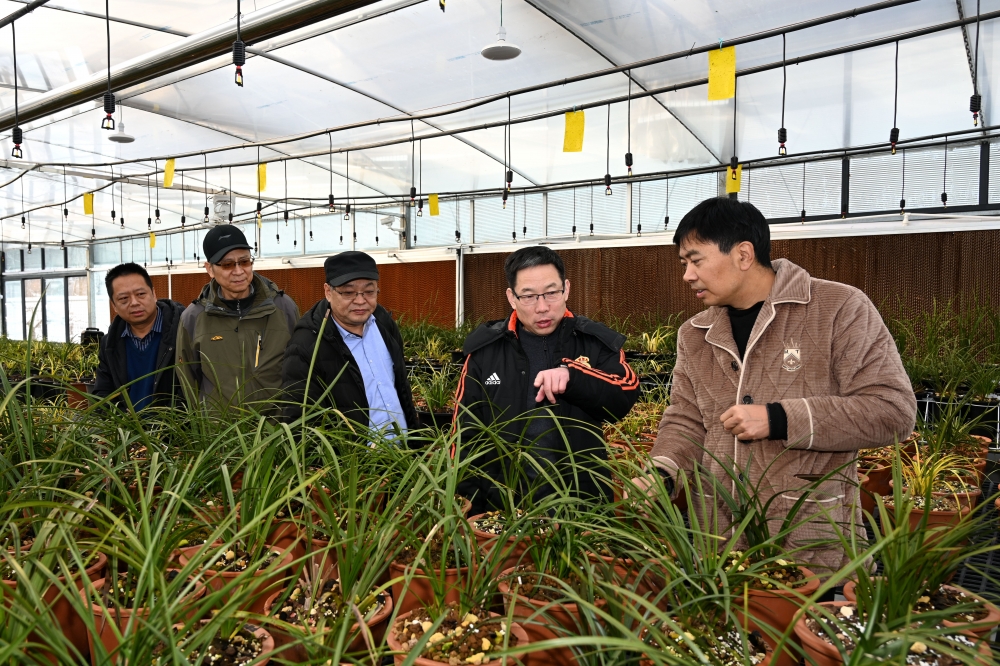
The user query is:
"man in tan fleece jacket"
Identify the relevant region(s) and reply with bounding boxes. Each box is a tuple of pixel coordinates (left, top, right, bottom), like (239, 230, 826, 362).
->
(637, 197, 916, 579)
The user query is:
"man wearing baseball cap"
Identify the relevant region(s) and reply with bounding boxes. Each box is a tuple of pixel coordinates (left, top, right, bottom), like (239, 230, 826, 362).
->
(280, 250, 417, 433)
(176, 225, 299, 408)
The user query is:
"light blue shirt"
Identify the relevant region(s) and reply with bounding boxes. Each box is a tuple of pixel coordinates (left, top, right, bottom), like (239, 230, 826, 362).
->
(332, 314, 407, 434)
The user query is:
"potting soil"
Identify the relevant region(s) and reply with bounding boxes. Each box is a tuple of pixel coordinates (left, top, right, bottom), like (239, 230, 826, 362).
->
(207, 544, 281, 573)
(644, 617, 769, 666)
(152, 626, 264, 666)
(271, 577, 385, 629)
(393, 606, 517, 665)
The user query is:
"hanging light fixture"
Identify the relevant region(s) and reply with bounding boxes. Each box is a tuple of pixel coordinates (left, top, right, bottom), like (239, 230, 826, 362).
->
(11, 22, 22, 158)
(146, 174, 152, 230)
(664, 175, 670, 229)
(344, 151, 351, 221)
(203, 154, 210, 223)
(971, 0, 983, 126)
(409, 121, 417, 207)
(889, 41, 900, 154)
(416, 140, 424, 217)
(941, 136, 948, 208)
(778, 33, 787, 156)
(180, 170, 186, 227)
(625, 72, 633, 176)
(119, 169, 125, 228)
(506, 97, 513, 192)
(604, 104, 612, 195)
(635, 180, 642, 236)
(481, 0, 520, 60)
(730, 78, 739, 180)
(61, 166, 68, 248)
(101, 0, 116, 130)
(328, 132, 336, 212)
(571, 186, 577, 235)
(233, 0, 245, 86)
(154, 160, 161, 223)
(800, 162, 806, 223)
(899, 149, 906, 214)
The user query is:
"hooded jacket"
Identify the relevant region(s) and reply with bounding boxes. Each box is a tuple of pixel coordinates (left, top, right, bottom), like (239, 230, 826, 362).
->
(650, 259, 916, 576)
(452, 311, 640, 512)
(279, 299, 418, 429)
(176, 273, 299, 408)
(92, 298, 186, 407)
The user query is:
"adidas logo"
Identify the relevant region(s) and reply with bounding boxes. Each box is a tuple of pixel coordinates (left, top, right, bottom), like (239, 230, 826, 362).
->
(485, 373, 501, 386)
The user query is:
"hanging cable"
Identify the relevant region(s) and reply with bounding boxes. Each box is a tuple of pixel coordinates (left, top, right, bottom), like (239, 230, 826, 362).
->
(589, 182, 594, 235)
(410, 120, 416, 206)
(522, 192, 527, 237)
(110, 166, 117, 226)
(778, 33, 787, 155)
(11, 21, 22, 158)
(417, 139, 424, 217)
(800, 162, 806, 222)
(22, 176, 30, 253)
(233, 0, 245, 86)
(203, 154, 210, 223)
(277, 160, 285, 246)
(625, 70, 633, 176)
(328, 132, 335, 211)
(454, 199, 461, 243)
(572, 187, 577, 235)
(61, 166, 68, 248)
(890, 40, 900, 154)
(941, 135, 948, 207)
(154, 159, 161, 223)
(309, 203, 313, 243)
(664, 175, 670, 230)
(119, 166, 125, 230)
(101, 0, 116, 129)
(344, 151, 351, 221)
(146, 173, 152, 230)
(604, 104, 613, 195)
(180, 169, 186, 227)
(255, 146, 262, 226)
(899, 148, 906, 213)
(374, 203, 379, 246)
(971, 0, 982, 125)
(636, 180, 641, 236)
(502, 97, 510, 209)
(511, 191, 517, 242)
(506, 95, 513, 192)
(731, 78, 739, 178)
(228, 166, 234, 222)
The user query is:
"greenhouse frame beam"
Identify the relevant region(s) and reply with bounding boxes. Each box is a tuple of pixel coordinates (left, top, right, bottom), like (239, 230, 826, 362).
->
(0, 0, 387, 132)
(0, 0, 51, 30)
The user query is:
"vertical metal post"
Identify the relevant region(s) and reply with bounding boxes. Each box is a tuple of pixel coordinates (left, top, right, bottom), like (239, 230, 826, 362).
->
(63, 276, 70, 343)
(86, 244, 96, 329)
(455, 248, 464, 327)
(979, 141, 990, 208)
(350, 211, 356, 251)
(840, 156, 850, 217)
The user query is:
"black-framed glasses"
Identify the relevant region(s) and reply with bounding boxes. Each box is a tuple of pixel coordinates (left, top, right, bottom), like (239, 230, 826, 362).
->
(214, 257, 254, 271)
(334, 287, 379, 301)
(513, 289, 564, 304)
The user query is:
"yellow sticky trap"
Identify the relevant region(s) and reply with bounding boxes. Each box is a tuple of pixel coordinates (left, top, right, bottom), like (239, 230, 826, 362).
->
(149, 232, 156, 248)
(726, 164, 743, 193)
(563, 111, 585, 152)
(708, 46, 736, 101)
(429, 194, 440, 216)
(163, 159, 175, 188)
(257, 163, 267, 192)
(82, 193, 94, 215)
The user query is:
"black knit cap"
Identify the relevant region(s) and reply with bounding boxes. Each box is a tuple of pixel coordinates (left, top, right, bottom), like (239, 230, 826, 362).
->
(324, 251, 379, 287)
(203, 225, 252, 264)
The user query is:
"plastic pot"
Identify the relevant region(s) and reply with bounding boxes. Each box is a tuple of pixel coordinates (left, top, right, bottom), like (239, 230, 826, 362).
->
(262, 580, 394, 660)
(842, 581, 1000, 637)
(385, 608, 529, 666)
(177, 545, 293, 615)
(736, 566, 818, 666)
(388, 559, 469, 616)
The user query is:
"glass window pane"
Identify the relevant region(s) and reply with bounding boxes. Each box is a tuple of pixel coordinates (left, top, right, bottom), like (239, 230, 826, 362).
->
(93, 241, 122, 268)
(5, 250, 21, 273)
(91, 269, 111, 333)
(5, 280, 23, 341)
(66, 246, 87, 270)
(23, 250, 41, 272)
(44, 279, 66, 343)
(24, 278, 42, 341)
(45, 248, 66, 270)
(304, 213, 344, 255)
(68, 276, 89, 343)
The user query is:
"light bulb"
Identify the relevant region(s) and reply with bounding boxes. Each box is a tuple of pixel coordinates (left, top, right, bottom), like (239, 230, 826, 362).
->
(155, 209, 161, 224)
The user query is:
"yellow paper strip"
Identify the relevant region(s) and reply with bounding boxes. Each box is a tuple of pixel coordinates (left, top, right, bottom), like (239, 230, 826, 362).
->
(82, 193, 94, 216)
(726, 164, 743, 193)
(563, 111, 585, 152)
(163, 159, 175, 188)
(149, 232, 156, 248)
(428, 194, 440, 216)
(708, 46, 736, 101)
(257, 163, 267, 192)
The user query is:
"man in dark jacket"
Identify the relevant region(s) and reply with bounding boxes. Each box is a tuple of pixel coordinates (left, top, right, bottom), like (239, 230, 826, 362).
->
(92, 263, 185, 409)
(280, 251, 418, 433)
(452, 246, 640, 513)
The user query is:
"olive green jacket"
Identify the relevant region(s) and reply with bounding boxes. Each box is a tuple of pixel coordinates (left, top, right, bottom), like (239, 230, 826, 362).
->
(176, 274, 299, 409)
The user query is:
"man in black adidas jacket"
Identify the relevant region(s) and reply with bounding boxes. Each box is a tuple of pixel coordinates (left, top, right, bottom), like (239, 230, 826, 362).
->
(452, 246, 639, 513)
(279, 252, 418, 431)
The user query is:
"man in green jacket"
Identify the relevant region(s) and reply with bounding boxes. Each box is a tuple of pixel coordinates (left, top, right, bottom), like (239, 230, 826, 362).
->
(177, 226, 299, 409)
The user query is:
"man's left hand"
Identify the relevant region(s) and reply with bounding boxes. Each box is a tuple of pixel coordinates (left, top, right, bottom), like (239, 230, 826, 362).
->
(534, 368, 570, 404)
(721, 404, 770, 441)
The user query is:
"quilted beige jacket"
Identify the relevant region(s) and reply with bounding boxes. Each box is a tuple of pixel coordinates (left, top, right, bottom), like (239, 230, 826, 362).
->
(650, 258, 916, 575)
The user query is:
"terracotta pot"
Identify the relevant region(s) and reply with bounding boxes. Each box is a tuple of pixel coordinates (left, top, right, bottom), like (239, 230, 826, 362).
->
(267, 517, 312, 564)
(842, 581, 1000, 638)
(497, 566, 609, 666)
(67, 383, 90, 409)
(81, 571, 205, 665)
(177, 545, 293, 615)
(794, 601, 993, 665)
(468, 513, 545, 576)
(2, 551, 107, 663)
(385, 609, 530, 666)
(262, 580, 394, 661)
(904, 504, 971, 541)
(858, 474, 875, 515)
(389, 559, 469, 616)
(858, 461, 890, 498)
(735, 566, 818, 666)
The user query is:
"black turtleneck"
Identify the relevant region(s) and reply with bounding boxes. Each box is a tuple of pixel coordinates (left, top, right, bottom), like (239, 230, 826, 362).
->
(219, 284, 256, 315)
(726, 300, 787, 441)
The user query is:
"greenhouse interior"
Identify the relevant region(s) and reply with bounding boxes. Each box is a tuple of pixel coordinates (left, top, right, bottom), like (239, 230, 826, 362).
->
(2, 0, 1000, 663)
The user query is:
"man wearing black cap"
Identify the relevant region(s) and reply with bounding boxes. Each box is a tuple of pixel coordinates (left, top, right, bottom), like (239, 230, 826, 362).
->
(280, 251, 418, 433)
(176, 225, 299, 408)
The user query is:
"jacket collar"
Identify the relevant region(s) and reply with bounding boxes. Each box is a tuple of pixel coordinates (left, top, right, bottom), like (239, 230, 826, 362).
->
(200, 273, 279, 315)
(506, 309, 574, 338)
(689, 258, 810, 331)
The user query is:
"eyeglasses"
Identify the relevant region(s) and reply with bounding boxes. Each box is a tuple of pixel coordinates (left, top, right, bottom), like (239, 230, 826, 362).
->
(334, 288, 379, 301)
(512, 289, 565, 304)
(214, 257, 254, 271)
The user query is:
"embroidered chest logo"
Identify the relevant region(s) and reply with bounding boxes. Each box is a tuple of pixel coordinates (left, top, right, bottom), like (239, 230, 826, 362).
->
(485, 373, 501, 386)
(782, 340, 801, 372)
(573, 356, 591, 368)
(211, 335, 223, 341)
